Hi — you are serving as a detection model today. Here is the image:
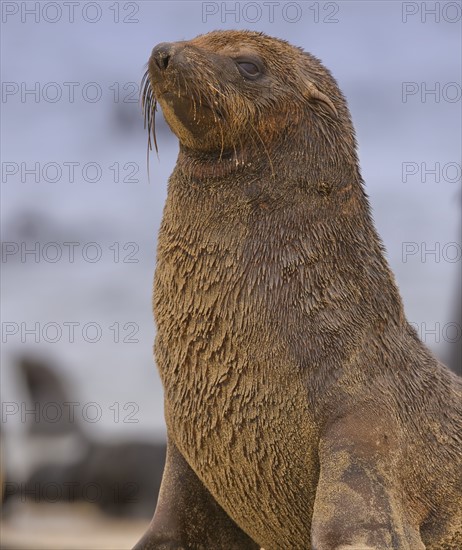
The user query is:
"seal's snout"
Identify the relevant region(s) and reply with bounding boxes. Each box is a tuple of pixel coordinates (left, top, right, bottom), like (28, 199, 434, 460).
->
(151, 42, 174, 71)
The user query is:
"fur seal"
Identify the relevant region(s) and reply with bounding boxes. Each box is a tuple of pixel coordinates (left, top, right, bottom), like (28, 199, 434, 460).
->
(135, 30, 462, 549)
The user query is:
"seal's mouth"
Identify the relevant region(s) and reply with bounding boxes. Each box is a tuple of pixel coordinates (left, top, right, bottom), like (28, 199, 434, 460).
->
(160, 91, 222, 118)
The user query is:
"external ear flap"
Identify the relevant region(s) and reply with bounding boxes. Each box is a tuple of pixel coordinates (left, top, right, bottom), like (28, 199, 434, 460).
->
(305, 81, 338, 118)
(299, 52, 338, 118)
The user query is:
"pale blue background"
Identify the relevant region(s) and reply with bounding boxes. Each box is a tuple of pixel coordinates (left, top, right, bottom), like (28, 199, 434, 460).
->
(1, 2, 461, 482)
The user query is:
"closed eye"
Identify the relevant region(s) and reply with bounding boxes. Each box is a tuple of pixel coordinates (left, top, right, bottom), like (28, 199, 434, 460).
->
(235, 59, 263, 79)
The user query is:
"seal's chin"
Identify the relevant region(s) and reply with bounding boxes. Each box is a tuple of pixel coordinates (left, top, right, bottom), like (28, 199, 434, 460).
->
(157, 92, 219, 141)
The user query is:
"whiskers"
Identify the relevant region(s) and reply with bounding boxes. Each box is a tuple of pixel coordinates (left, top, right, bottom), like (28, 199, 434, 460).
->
(141, 69, 158, 178)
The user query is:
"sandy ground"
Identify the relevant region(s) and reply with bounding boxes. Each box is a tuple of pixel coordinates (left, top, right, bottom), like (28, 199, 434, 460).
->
(0, 502, 149, 550)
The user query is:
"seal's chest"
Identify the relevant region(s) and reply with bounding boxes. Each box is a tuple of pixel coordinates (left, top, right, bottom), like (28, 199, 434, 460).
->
(154, 231, 318, 546)
(156, 316, 317, 547)
(153, 224, 303, 448)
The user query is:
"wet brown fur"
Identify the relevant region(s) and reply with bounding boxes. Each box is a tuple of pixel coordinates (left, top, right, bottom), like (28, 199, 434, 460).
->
(135, 30, 462, 550)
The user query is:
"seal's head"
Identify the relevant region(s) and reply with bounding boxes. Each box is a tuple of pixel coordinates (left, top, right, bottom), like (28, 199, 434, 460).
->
(142, 30, 357, 178)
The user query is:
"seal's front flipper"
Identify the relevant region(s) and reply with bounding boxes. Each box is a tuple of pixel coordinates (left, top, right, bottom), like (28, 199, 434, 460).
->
(133, 437, 259, 550)
(310, 414, 425, 550)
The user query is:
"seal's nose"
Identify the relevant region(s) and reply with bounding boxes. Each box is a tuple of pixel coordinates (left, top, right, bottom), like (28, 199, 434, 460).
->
(151, 42, 174, 71)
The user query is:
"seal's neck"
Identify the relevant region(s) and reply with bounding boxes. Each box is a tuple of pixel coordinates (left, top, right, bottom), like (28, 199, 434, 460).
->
(176, 117, 360, 186)
(177, 145, 252, 180)
(170, 136, 404, 329)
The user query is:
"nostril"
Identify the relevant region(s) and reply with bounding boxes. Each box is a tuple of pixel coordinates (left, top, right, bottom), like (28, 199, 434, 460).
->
(152, 42, 173, 71)
(157, 53, 170, 70)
